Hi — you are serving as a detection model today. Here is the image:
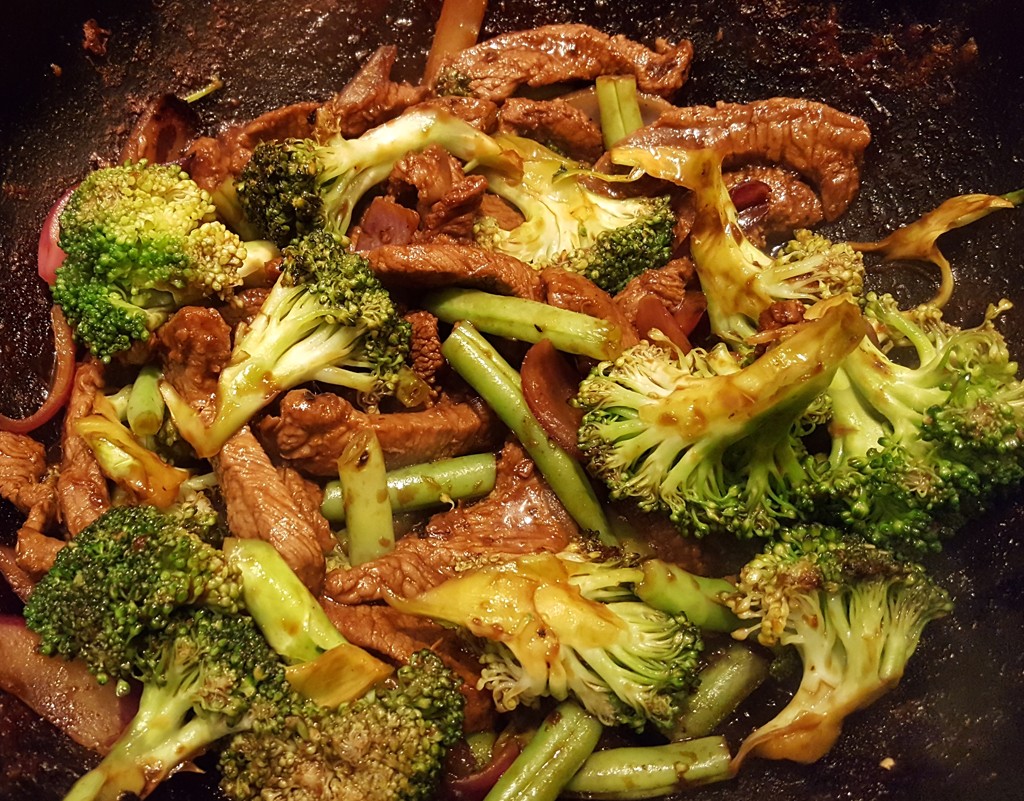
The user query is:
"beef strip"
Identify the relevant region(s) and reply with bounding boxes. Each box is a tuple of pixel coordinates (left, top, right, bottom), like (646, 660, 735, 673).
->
(403, 311, 445, 397)
(184, 102, 319, 191)
(387, 145, 488, 240)
(541, 267, 640, 349)
(324, 441, 577, 605)
(725, 165, 824, 235)
(321, 601, 496, 732)
(277, 467, 335, 554)
(213, 428, 327, 592)
(259, 390, 504, 475)
(368, 243, 543, 300)
(614, 257, 696, 322)
(436, 24, 693, 101)
(56, 360, 109, 536)
(497, 98, 605, 163)
(351, 197, 421, 252)
(0, 432, 61, 577)
(759, 299, 807, 331)
(410, 96, 499, 132)
(479, 193, 525, 231)
(119, 94, 199, 165)
(157, 306, 232, 416)
(625, 98, 870, 220)
(313, 46, 428, 141)
(218, 287, 272, 331)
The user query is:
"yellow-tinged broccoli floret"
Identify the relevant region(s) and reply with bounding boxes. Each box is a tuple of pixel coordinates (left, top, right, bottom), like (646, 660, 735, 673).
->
(725, 527, 952, 766)
(161, 230, 412, 458)
(53, 161, 277, 361)
(474, 133, 675, 294)
(575, 296, 868, 540)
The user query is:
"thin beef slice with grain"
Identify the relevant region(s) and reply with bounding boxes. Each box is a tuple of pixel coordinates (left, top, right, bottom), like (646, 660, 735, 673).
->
(324, 441, 577, 605)
(57, 359, 110, 536)
(387, 145, 488, 240)
(214, 428, 328, 592)
(259, 389, 503, 475)
(436, 24, 693, 101)
(0, 432, 62, 577)
(498, 98, 605, 163)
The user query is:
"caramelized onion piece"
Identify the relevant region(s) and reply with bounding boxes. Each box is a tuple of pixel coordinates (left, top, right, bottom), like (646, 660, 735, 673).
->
(442, 737, 522, 801)
(673, 290, 708, 336)
(520, 339, 584, 458)
(0, 307, 76, 434)
(38, 186, 75, 285)
(635, 293, 692, 353)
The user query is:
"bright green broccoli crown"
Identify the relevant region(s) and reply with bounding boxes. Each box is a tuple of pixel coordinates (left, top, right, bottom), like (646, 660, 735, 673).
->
(808, 293, 1024, 553)
(475, 134, 674, 291)
(162, 230, 411, 458)
(54, 161, 256, 359)
(576, 297, 868, 539)
(238, 109, 516, 246)
(23, 504, 243, 689)
(725, 528, 951, 764)
(219, 650, 464, 801)
(236, 139, 323, 247)
(63, 608, 296, 801)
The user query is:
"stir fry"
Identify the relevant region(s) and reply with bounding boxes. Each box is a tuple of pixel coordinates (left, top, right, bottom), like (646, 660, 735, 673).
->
(1, 9, 1022, 801)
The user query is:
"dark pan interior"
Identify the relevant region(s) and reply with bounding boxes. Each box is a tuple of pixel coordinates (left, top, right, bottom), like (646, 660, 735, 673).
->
(1, 1, 1022, 799)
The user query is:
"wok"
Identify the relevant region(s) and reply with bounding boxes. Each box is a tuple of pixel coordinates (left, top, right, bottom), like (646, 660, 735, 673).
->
(0, 1, 1021, 799)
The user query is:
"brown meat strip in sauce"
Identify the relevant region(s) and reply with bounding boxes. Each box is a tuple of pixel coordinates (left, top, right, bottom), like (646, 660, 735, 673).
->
(0, 432, 61, 578)
(259, 390, 504, 476)
(498, 98, 605, 163)
(541, 268, 640, 349)
(725, 165, 824, 235)
(324, 441, 577, 605)
(56, 360, 109, 536)
(321, 601, 496, 733)
(437, 24, 693, 101)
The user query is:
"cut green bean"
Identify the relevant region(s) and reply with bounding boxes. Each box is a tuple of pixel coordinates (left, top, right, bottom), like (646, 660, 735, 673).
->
(126, 365, 165, 437)
(426, 287, 624, 361)
(596, 75, 644, 150)
(635, 560, 741, 632)
(484, 702, 603, 801)
(563, 737, 734, 799)
(442, 322, 616, 544)
(670, 644, 768, 740)
(336, 429, 395, 566)
(321, 453, 497, 524)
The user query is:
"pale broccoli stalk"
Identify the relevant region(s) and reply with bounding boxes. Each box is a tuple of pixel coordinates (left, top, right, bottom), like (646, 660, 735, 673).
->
(335, 428, 395, 566)
(596, 75, 645, 149)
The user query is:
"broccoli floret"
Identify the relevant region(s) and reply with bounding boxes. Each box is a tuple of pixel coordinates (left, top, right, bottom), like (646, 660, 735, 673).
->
(161, 229, 411, 458)
(236, 107, 516, 246)
(218, 650, 465, 801)
(53, 161, 274, 361)
(609, 146, 865, 343)
(807, 293, 1024, 554)
(725, 527, 952, 765)
(474, 134, 674, 294)
(575, 296, 868, 539)
(61, 608, 296, 801)
(389, 549, 703, 732)
(24, 505, 243, 691)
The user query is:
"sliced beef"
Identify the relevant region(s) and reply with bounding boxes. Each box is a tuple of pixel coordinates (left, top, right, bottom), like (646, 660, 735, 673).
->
(541, 268, 640, 349)
(157, 306, 232, 416)
(324, 441, 577, 605)
(404, 311, 445, 397)
(119, 94, 199, 165)
(218, 287, 272, 331)
(368, 243, 543, 300)
(213, 428, 327, 592)
(56, 360, 109, 536)
(725, 166, 824, 235)
(479, 193, 525, 231)
(411, 96, 499, 132)
(277, 467, 335, 554)
(436, 24, 693, 101)
(321, 601, 496, 732)
(758, 299, 807, 332)
(387, 146, 488, 240)
(259, 390, 504, 476)
(627, 98, 870, 220)
(0, 432, 61, 578)
(184, 102, 319, 191)
(313, 46, 428, 141)
(352, 197, 421, 252)
(498, 98, 605, 163)
(615, 258, 695, 323)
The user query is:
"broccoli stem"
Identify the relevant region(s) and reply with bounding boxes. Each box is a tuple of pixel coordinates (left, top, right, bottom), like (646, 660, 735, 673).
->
(634, 560, 741, 632)
(321, 453, 498, 524)
(596, 75, 644, 150)
(425, 288, 624, 361)
(669, 644, 768, 740)
(225, 538, 346, 663)
(562, 737, 734, 799)
(126, 365, 165, 438)
(442, 322, 617, 544)
(336, 428, 396, 566)
(484, 702, 603, 801)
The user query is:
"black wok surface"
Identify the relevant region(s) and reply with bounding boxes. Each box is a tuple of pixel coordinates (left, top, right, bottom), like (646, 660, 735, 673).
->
(1, 1, 1022, 799)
